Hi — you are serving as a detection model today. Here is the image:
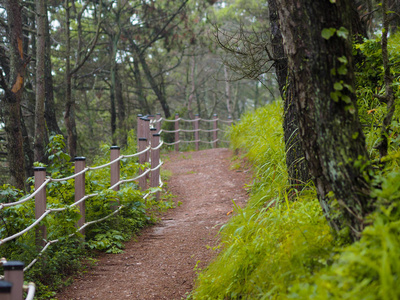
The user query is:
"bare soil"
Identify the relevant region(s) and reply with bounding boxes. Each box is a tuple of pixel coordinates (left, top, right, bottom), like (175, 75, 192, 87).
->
(56, 148, 250, 300)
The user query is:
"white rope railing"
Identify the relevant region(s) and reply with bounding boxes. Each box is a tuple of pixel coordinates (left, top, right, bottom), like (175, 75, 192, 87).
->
(199, 128, 219, 133)
(23, 206, 124, 272)
(2, 112, 231, 292)
(25, 282, 36, 300)
(151, 140, 164, 150)
(1, 138, 164, 277)
(219, 119, 233, 124)
(162, 118, 181, 122)
(164, 140, 181, 146)
(0, 178, 51, 209)
(179, 118, 198, 122)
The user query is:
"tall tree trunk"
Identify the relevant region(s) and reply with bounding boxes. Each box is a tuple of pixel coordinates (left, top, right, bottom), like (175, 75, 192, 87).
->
(276, 0, 372, 240)
(110, 36, 119, 145)
(44, 0, 62, 137)
(132, 53, 151, 114)
(63, 0, 100, 157)
(223, 65, 232, 116)
(0, 0, 27, 190)
(187, 54, 196, 119)
(269, 0, 310, 191)
(132, 43, 171, 118)
(64, 0, 77, 158)
(115, 68, 127, 147)
(34, 0, 46, 162)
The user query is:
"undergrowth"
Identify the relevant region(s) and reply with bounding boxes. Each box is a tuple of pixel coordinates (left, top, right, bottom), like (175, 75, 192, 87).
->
(0, 130, 174, 298)
(192, 74, 400, 300)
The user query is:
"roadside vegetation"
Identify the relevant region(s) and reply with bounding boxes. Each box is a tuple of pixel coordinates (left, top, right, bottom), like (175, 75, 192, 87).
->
(192, 32, 400, 299)
(0, 131, 174, 298)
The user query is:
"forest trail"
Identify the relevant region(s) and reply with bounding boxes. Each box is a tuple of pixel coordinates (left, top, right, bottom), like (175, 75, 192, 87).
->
(56, 148, 250, 300)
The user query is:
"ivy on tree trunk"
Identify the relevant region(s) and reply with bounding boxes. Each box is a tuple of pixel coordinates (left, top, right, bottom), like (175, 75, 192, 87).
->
(276, 0, 372, 240)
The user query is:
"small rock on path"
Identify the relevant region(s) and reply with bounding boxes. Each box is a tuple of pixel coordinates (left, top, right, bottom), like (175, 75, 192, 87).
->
(56, 148, 249, 300)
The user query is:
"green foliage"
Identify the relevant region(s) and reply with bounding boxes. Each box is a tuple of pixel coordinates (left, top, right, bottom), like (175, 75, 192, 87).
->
(355, 31, 400, 158)
(288, 210, 400, 300)
(192, 102, 335, 299)
(192, 71, 400, 299)
(0, 132, 171, 298)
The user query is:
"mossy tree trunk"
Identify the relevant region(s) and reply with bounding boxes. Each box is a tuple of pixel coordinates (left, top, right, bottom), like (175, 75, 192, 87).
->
(276, 0, 372, 240)
(268, 0, 310, 191)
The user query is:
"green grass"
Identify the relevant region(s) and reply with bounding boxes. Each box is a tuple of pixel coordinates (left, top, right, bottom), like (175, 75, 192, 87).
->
(191, 99, 400, 299)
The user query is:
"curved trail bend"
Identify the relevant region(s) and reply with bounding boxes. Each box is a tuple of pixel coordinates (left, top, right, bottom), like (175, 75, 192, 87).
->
(57, 148, 249, 300)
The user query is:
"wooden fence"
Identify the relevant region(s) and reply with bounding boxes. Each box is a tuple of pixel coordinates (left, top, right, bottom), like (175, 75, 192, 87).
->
(0, 113, 233, 299)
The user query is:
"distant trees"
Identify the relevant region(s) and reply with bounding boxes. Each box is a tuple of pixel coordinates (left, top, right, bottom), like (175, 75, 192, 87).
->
(0, 0, 263, 186)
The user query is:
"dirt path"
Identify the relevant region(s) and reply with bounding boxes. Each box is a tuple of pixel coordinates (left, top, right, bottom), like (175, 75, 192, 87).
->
(56, 148, 249, 300)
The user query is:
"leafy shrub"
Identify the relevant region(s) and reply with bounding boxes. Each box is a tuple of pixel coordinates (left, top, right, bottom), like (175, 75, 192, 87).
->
(192, 102, 335, 299)
(192, 79, 400, 299)
(0, 131, 171, 298)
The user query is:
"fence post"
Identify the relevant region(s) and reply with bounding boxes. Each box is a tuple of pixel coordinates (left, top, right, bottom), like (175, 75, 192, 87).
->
(156, 113, 161, 133)
(151, 133, 161, 200)
(137, 114, 143, 149)
(0, 280, 12, 300)
(34, 167, 46, 249)
(138, 138, 147, 191)
(3, 261, 24, 300)
(213, 114, 218, 148)
(74, 157, 86, 236)
(148, 115, 154, 128)
(194, 114, 200, 151)
(175, 113, 179, 152)
(110, 146, 120, 191)
(144, 118, 151, 179)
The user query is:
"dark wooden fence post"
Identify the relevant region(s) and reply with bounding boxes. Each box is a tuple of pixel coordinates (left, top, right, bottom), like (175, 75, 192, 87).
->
(34, 167, 46, 249)
(175, 113, 179, 152)
(0, 280, 12, 300)
(138, 138, 147, 191)
(144, 118, 151, 179)
(151, 133, 161, 200)
(213, 114, 218, 148)
(3, 261, 24, 300)
(148, 115, 154, 127)
(195, 114, 200, 151)
(137, 114, 143, 149)
(156, 113, 161, 133)
(110, 146, 120, 191)
(74, 157, 86, 236)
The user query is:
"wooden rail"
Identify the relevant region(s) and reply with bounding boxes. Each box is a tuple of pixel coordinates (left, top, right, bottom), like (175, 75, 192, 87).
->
(0, 113, 233, 299)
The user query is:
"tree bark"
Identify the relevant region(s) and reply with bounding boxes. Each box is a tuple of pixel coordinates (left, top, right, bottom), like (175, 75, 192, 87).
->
(276, 0, 372, 240)
(268, 0, 310, 191)
(132, 52, 151, 114)
(34, 0, 46, 162)
(131, 42, 171, 118)
(64, 0, 77, 158)
(223, 65, 232, 116)
(187, 55, 196, 119)
(44, 0, 62, 137)
(115, 67, 127, 147)
(0, 0, 27, 190)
